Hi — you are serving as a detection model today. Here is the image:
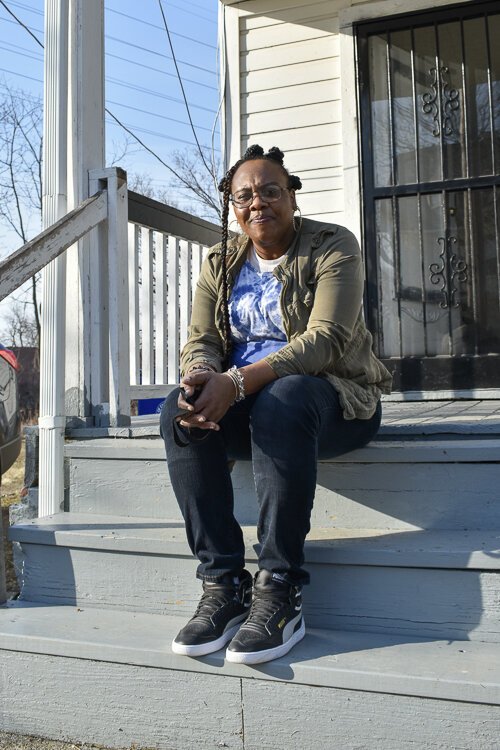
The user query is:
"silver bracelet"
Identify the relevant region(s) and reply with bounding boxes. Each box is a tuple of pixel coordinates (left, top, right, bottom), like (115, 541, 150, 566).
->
(224, 365, 245, 403)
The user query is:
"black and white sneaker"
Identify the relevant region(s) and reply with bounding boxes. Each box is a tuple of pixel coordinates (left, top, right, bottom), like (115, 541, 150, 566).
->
(226, 570, 305, 665)
(172, 570, 252, 657)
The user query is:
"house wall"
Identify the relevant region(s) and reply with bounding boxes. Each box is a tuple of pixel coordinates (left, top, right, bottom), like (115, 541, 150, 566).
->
(221, 0, 477, 238)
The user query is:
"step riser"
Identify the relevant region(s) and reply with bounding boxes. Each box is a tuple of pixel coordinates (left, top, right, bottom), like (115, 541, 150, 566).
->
(16, 543, 500, 642)
(68, 458, 500, 531)
(3, 649, 499, 750)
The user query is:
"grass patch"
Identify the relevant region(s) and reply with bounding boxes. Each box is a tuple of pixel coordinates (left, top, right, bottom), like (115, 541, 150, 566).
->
(1, 438, 25, 508)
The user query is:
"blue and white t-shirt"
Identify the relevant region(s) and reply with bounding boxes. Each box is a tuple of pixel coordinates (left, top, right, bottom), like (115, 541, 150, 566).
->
(228, 245, 287, 368)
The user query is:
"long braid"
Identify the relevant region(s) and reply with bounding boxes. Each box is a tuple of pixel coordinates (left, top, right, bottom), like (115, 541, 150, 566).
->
(217, 144, 302, 367)
(220, 174, 233, 363)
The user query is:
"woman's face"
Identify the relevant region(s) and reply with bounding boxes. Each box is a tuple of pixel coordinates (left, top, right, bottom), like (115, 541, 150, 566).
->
(231, 159, 296, 258)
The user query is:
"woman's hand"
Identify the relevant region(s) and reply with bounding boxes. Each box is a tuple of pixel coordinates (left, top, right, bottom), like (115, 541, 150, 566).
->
(176, 370, 237, 431)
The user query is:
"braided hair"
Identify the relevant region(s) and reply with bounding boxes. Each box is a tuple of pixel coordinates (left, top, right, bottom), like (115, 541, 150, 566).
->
(217, 144, 302, 363)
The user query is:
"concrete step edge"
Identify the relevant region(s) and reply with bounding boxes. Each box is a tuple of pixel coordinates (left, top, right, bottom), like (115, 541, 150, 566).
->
(1, 601, 499, 706)
(63, 437, 500, 463)
(9, 513, 500, 570)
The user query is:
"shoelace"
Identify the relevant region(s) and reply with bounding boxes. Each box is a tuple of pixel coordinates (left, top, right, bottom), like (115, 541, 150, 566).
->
(192, 586, 237, 622)
(243, 591, 290, 633)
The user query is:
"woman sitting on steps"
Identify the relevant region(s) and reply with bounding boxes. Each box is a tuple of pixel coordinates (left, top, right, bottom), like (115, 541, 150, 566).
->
(160, 144, 391, 665)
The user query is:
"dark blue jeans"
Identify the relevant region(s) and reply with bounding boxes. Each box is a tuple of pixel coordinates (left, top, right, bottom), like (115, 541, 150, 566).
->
(160, 375, 381, 586)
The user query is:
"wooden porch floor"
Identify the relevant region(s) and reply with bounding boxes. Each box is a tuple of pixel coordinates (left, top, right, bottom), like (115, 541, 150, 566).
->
(127, 399, 500, 437)
(64, 399, 500, 439)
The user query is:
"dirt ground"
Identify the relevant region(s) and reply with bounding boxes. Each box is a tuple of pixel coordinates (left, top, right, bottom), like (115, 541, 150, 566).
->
(0, 734, 120, 750)
(1, 438, 24, 595)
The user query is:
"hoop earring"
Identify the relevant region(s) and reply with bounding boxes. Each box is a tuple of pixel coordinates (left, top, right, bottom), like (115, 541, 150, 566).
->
(293, 206, 302, 233)
(229, 219, 241, 235)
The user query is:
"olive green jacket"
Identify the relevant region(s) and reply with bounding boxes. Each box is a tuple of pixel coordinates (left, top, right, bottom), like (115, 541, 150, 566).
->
(180, 217, 392, 420)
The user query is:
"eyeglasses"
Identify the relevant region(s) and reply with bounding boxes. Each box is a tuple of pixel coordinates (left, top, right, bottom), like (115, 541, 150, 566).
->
(230, 184, 289, 208)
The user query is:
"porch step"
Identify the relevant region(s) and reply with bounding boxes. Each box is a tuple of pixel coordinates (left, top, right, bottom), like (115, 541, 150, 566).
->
(1, 600, 499, 704)
(1, 602, 499, 750)
(65, 436, 500, 530)
(10, 513, 500, 641)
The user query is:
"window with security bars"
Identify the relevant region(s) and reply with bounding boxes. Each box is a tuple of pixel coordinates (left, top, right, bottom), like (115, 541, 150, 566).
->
(357, 2, 500, 391)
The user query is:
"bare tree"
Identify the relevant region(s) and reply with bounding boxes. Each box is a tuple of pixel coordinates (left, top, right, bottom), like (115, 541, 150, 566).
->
(169, 147, 221, 222)
(0, 85, 43, 344)
(1, 300, 39, 348)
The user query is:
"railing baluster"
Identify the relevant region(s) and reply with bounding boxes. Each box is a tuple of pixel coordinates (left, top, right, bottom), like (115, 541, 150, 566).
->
(154, 231, 168, 384)
(126, 197, 219, 397)
(167, 235, 180, 382)
(128, 223, 140, 386)
(179, 238, 191, 352)
(140, 226, 154, 385)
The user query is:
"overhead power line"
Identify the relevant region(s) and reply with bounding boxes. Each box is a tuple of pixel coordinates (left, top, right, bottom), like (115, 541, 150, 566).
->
(107, 99, 213, 133)
(0, 40, 218, 93)
(6, 0, 43, 16)
(0, 67, 43, 85)
(105, 115, 218, 151)
(0, 41, 43, 64)
(106, 108, 215, 178)
(106, 7, 216, 48)
(0, 1, 43, 46)
(170, 0, 218, 18)
(106, 76, 216, 114)
(157, 0, 213, 177)
(0, 0, 220, 189)
(106, 52, 217, 91)
(105, 34, 216, 77)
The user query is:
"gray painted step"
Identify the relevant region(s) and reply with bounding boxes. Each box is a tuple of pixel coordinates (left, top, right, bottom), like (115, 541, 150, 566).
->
(10, 513, 500, 641)
(2, 601, 500, 705)
(2, 603, 500, 750)
(65, 437, 500, 530)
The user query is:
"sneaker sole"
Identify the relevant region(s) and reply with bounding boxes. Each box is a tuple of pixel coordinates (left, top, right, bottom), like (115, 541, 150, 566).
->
(172, 622, 243, 658)
(225, 620, 306, 665)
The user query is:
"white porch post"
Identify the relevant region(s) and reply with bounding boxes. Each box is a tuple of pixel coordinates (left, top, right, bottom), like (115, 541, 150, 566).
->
(65, 0, 105, 424)
(38, 0, 69, 517)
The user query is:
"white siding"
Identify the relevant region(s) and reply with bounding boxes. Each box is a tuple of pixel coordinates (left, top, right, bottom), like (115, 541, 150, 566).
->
(222, 0, 479, 229)
(233, 0, 344, 222)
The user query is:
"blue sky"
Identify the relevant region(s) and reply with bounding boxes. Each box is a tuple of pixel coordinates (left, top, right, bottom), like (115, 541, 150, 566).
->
(0, 0, 221, 210)
(0, 0, 221, 328)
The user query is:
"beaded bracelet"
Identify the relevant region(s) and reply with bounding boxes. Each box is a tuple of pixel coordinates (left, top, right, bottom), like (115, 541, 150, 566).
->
(224, 365, 245, 403)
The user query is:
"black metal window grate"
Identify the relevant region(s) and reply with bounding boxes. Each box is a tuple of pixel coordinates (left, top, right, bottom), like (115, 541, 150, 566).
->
(357, 1, 500, 391)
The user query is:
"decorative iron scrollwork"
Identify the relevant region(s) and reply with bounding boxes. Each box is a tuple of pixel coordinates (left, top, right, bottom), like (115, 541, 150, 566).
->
(429, 235, 468, 308)
(421, 66, 460, 137)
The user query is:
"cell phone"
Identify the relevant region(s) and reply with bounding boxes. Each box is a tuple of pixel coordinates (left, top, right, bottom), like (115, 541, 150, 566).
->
(180, 386, 200, 406)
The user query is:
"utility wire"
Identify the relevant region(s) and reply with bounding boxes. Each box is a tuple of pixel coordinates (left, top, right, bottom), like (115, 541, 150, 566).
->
(0, 42, 42, 64)
(0, 67, 42, 85)
(0, 41, 217, 92)
(0, 0, 220, 201)
(171, 0, 217, 18)
(0, 66, 217, 116)
(107, 7, 216, 48)
(157, 0, 212, 176)
(106, 34, 216, 77)
(105, 116, 217, 150)
(107, 99, 214, 133)
(106, 52, 217, 91)
(106, 76, 216, 114)
(0, 1, 43, 46)
(106, 108, 207, 181)
(6, 0, 43, 16)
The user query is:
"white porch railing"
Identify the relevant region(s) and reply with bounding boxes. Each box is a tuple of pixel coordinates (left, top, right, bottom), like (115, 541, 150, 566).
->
(0, 170, 221, 516)
(126, 191, 220, 402)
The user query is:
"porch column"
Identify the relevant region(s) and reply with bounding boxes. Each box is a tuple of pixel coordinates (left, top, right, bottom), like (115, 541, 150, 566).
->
(38, 0, 69, 517)
(65, 0, 106, 425)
